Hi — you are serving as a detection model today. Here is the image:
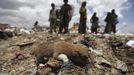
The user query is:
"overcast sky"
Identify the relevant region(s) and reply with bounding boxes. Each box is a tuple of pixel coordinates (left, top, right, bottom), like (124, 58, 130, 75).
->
(0, 0, 133, 32)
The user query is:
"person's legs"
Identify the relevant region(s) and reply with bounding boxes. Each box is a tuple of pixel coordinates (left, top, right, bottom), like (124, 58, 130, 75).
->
(113, 24, 116, 33)
(50, 20, 53, 33)
(106, 22, 112, 34)
(79, 20, 82, 34)
(95, 23, 98, 33)
(91, 25, 94, 33)
(81, 21, 85, 34)
(59, 20, 64, 34)
(104, 23, 109, 33)
(63, 19, 69, 34)
(53, 19, 57, 33)
(79, 19, 86, 34)
(52, 19, 55, 32)
(64, 22, 69, 34)
(83, 19, 87, 34)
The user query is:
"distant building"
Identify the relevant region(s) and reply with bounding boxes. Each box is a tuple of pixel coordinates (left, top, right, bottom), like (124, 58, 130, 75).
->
(0, 23, 11, 30)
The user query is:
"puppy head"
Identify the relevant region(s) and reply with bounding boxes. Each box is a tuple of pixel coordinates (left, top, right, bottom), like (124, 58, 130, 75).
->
(71, 51, 89, 67)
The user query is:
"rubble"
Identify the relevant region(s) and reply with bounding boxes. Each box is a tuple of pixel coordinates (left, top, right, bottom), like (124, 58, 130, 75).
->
(126, 40, 134, 48)
(0, 31, 14, 40)
(0, 31, 134, 75)
(116, 60, 128, 72)
(95, 57, 112, 69)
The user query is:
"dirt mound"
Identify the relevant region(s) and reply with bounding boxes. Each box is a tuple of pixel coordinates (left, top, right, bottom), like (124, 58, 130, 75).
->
(0, 32, 134, 75)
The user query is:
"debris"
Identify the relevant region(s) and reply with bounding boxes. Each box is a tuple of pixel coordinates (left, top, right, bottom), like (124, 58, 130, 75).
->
(12, 50, 26, 60)
(20, 28, 31, 35)
(58, 63, 88, 75)
(116, 60, 128, 72)
(0, 30, 134, 75)
(46, 58, 61, 69)
(73, 36, 97, 48)
(126, 40, 134, 48)
(17, 42, 34, 46)
(0, 31, 13, 40)
(39, 64, 45, 68)
(111, 40, 123, 48)
(126, 49, 134, 59)
(89, 47, 103, 56)
(60, 37, 66, 41)
(0, 31, 8, 40)
(95, 57, 112, 69)
(103, 34, 112, 39)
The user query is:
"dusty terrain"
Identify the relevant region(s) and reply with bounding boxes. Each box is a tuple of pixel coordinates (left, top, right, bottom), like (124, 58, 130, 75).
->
(0, 31, 134, 75)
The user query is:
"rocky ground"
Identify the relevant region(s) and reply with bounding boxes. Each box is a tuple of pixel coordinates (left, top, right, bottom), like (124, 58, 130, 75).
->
(0, 31, 134, 75)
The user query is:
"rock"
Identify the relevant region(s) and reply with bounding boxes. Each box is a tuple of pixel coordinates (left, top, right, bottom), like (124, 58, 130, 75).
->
(46, 58, 61, 69)
(95, 57, 112, 69)
(60, 37, 66, 41)
(116, 60, 128, 72)
(126, 49, 134, 59)
(103, 34, 112, 39)
(17, 54, 25, 60)
(24, 71, 33, 75)
(87, 68, 106, 75)
(40, 67, 53, 75)
(11, 50, 26, 60)
(20, 28, 31, 35)
(24, 67, 38, 75)
(111, 68, 121, 75)
(18, 67, 25, 71)
(39, 64, 45, 68)
(89, 48, 103, 56)
(48, 73, 56, 75)
(15, 41, 34, 47)
(57, 67, 88, 75)
(94, 64, 102, 69)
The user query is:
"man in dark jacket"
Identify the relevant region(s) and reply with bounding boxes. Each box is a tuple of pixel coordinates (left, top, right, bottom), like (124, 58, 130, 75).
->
(59, 0, 72, 34)
(104, 12, 113, 33)
(111, 9, 118, 33)
(90, 12, 99, 33)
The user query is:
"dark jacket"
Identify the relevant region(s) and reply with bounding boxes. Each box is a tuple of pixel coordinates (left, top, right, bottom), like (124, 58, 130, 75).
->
(60, 4, 72, 22)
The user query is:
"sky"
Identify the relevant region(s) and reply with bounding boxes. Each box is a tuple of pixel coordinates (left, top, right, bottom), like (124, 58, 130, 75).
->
(0, 0, 133, 33)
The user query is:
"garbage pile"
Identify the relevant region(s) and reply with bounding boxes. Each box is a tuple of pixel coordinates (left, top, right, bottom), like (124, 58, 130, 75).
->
(0, 32, 134, 75)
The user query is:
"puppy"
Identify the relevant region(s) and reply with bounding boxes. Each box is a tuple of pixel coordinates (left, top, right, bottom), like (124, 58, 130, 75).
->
(53, 41, 89, 67)
(31, 41, 89, 68)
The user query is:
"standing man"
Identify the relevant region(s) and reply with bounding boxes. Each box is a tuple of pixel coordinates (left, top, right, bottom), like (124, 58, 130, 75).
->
(33, 21, 39, 32)
(90, 12, 99, 34)
(104, 12, 112, 33)
(111, 9, 118, 33)
(34, 21, 38, 28)
(49, 3, 57, 33)
(59, 0, 73, 34)
(78, 1, 87, 34)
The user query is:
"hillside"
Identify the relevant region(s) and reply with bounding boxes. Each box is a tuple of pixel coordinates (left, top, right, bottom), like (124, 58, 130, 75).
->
(0, 32, 134, 75)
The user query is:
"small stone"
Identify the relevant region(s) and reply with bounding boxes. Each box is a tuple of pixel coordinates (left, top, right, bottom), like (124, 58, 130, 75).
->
(116, 60, 128, 72)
